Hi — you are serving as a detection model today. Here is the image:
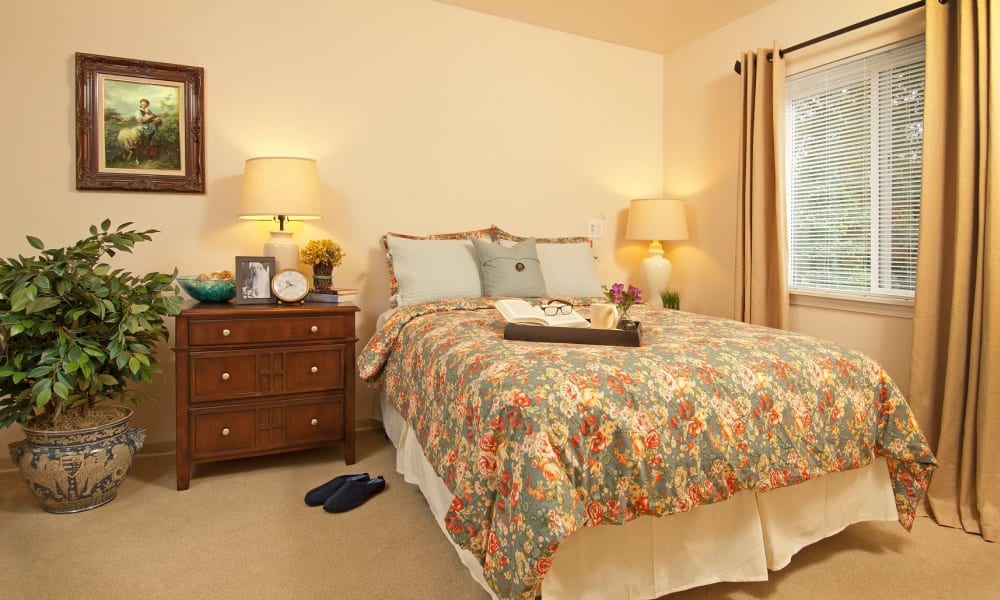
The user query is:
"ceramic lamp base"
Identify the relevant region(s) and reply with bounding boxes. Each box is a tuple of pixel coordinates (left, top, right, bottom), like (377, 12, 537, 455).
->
(264, 231, 299, 273)
(641, 240, 672, 308)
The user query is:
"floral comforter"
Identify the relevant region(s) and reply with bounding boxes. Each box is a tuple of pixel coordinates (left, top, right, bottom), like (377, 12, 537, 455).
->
(359, 298, 937, 600)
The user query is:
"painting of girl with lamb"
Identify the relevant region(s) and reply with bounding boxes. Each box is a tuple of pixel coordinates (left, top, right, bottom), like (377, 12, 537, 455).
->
(100, 77, 183, 172)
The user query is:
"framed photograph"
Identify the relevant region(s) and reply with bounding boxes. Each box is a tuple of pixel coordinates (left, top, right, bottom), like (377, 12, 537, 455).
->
(235, 256, 276, 305)
(75, 52, 205, 193)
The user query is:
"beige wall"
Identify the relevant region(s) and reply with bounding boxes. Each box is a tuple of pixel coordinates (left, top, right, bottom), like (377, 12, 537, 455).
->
(0, 0, 663, 452)
(662, 0, 924, 394)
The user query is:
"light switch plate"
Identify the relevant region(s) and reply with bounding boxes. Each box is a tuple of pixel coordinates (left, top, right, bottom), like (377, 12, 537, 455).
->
(587, 218, 604, 239)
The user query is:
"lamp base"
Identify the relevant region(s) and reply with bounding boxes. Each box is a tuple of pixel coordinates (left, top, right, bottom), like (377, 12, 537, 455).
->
(641, 241, 672, 308)
(264, 231, 299, 273)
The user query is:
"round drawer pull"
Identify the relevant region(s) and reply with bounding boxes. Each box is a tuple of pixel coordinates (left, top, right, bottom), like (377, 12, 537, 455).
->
(221, 372, 231, 381)
(310, 366, 319, 374)
(310, 325, 319, 333)
(222, 328, 231, 337)
(310, 418, 319, 426)
(221, 428, 231, 436)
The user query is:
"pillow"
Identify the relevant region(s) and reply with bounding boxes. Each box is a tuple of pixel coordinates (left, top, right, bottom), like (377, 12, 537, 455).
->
(384, 234, 486, 306)
(491, 227, 603, 298)
(471, 238, 547, 298)
(536, 242, 604, 298)
(382, 228, 492, 306)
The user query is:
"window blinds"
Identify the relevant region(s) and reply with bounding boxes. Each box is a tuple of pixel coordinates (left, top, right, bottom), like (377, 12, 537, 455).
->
(786, 37, 924, 299)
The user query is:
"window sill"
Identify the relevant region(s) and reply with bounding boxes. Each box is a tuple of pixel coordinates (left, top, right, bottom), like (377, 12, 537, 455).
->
(790, 291, 913, 318)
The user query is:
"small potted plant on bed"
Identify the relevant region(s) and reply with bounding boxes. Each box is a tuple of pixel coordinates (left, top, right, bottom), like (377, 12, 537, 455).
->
(660, 289, 680, 310)
(0, 220, 182, 513)
(300, 238, 345, 292)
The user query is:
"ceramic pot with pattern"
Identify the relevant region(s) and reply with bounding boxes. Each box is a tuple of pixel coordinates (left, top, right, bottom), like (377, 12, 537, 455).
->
(8, 406, 145, 513)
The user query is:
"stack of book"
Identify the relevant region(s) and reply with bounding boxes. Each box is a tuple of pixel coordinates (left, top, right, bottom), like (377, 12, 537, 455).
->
(305, 288, 357, 304)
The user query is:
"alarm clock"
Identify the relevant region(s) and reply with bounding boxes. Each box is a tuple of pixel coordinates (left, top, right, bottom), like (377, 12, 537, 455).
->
(271, 269, 310, 303)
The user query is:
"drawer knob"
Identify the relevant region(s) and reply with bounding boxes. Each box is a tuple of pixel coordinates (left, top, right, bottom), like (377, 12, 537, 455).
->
(221, 427, 231, 436)
(221, 372, 231, 381)
(310, 418, 319, 426)
(310, 325, 319, 333)
(222, 328, 231, 337)
(310, 366, 319, 374)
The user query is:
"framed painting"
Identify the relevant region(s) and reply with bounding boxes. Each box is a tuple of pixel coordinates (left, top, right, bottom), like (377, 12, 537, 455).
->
(235, 256, 276, 305)
(75, 52, 205, 193)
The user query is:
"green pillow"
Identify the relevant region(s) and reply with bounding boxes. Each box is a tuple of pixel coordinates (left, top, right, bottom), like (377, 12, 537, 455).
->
(472, 238, 547, 298)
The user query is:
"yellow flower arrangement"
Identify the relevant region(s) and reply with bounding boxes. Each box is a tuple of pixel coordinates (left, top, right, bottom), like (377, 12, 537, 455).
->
(300, 239, 345, 267)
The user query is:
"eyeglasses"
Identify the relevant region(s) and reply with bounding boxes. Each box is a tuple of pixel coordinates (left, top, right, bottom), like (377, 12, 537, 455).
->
(541, 299, 573, 316)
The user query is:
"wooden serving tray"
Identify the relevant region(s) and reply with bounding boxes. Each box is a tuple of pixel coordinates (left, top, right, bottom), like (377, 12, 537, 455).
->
(503, 322, 642, 347)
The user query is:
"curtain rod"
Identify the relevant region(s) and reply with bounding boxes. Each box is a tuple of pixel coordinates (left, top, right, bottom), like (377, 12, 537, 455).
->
(732, 0, 935, 75)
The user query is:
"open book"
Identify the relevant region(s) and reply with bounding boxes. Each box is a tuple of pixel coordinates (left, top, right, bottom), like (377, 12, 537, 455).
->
(494, 299, 590, 328)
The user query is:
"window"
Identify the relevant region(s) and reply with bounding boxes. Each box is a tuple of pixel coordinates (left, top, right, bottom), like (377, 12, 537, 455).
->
(786, 37, 924, 300)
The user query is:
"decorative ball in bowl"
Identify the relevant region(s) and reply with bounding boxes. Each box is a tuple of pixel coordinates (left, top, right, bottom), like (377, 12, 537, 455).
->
(177, 276, 236, 303)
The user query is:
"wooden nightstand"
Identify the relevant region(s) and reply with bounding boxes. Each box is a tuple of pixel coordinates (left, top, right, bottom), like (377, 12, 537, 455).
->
(172, 302, 359, 490)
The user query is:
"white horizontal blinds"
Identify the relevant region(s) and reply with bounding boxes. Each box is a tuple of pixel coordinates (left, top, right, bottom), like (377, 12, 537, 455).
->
(786, 37, 925, 298)
(877, 53, 924, 294)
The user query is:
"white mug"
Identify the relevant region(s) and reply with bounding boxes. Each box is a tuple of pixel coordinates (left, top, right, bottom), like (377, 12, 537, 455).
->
(590, 303, 620, 329)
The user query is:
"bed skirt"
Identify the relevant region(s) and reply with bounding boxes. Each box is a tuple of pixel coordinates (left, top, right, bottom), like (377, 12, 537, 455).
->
(380, 396, 897, 600)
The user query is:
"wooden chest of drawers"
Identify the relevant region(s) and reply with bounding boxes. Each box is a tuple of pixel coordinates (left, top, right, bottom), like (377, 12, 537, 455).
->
(173, 302, 359, 490)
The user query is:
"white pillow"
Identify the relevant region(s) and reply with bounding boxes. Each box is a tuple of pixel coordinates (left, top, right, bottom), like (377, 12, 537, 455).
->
(536, 242, 603, 298)
(385, 236, 483, 306)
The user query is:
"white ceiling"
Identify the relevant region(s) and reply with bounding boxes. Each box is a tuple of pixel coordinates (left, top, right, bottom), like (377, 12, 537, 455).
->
(434, 0, 779, 55)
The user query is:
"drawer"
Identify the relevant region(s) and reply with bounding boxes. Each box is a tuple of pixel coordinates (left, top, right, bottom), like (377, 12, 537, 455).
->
(190, 352, 259, 401)
(285, 347, 345, 393)
(285, 397, 344, 444)
(192, 409, 257, 456)
(188, 319, 252, 346)
(249, 315, 350, 343)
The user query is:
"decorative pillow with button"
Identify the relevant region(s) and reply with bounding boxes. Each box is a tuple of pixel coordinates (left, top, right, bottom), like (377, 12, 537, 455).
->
(490, 226, 604, 298)
(471, 237, 547, 298)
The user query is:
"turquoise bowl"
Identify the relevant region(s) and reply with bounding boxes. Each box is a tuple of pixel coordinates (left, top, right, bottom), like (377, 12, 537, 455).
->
(177, 276, 236, 303)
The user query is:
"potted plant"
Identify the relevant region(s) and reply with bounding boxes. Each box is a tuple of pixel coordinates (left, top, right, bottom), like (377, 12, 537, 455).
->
(660, 289, 680, 310)
(300, 239, 345, 292)
(0, 220, 182, 513)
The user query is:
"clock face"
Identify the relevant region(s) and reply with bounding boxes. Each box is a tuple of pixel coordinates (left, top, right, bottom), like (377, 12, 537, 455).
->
(271, 269, 309, 303)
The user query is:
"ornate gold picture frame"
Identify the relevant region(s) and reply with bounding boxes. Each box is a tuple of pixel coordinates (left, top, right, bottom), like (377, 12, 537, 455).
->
(75, 52, 205, 193)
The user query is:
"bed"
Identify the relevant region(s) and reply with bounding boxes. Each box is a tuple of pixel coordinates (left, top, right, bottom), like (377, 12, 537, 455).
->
(358, 228, 937, 600)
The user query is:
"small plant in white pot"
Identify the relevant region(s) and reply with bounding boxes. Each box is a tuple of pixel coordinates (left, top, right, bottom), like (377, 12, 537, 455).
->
(0, 220, 181, 513)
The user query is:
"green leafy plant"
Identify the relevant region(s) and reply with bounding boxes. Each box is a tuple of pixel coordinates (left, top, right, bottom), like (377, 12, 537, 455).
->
(0, 220, 182, 429)
(660, 289, 680, 310)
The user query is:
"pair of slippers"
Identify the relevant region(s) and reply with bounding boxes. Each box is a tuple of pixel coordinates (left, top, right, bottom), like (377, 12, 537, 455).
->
(304, 473, 386, 512)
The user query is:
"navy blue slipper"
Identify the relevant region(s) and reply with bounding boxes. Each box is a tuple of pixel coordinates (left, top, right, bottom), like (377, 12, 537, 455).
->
(323, 475, 386, 513)
(304, 473, 369, 506)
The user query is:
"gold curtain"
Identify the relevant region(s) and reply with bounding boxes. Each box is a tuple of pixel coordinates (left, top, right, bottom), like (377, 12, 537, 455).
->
(909, 0, 999, 542)
(735, 44, 789, 329)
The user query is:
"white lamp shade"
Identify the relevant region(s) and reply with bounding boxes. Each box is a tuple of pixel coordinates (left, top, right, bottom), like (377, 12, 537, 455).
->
(625, 199, 689, 242)
(238, 157, 322, 221)
(625, 199, 688, 308)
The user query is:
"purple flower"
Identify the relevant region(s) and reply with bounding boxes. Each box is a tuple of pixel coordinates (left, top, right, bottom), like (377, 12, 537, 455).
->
(603, 282, 641, 318)
(608, 282, 625, 304)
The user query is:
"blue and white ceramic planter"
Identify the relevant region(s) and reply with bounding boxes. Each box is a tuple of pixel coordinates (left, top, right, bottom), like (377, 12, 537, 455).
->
(8, 407, 145, 513)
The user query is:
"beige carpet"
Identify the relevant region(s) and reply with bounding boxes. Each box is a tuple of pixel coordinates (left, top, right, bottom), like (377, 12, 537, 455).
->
(2, 429, 998, 600)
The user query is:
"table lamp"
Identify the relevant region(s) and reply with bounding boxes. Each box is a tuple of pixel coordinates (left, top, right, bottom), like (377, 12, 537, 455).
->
(239, 157, 321, 272)
(625, 199, 689, 308)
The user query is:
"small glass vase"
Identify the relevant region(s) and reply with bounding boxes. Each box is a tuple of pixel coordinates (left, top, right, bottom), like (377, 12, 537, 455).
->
(617, 312, 639, 331)
(312, 263, 333, 292)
